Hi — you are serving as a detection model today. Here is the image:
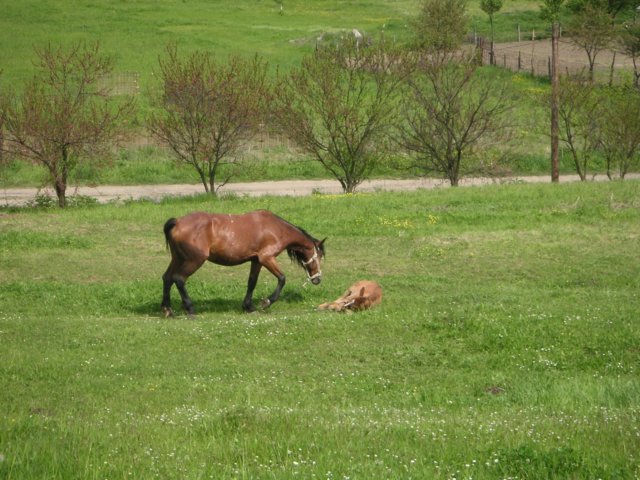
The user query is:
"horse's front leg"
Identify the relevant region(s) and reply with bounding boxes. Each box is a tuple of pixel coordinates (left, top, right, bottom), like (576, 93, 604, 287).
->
(260, 257, 286, 309)
(243, 259, 262, 313)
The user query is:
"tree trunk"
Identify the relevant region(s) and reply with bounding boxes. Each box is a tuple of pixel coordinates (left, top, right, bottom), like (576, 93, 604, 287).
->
(54, 179, 67, 208)
(609, 51, 616, 86)
(606, 156, 613, 180)
(344, 178, 358, 194)
(490, 17, 495, 65)
(570, 150, 586, 181)
(550, 21, 561, 183)
(208, 175, 217, 196)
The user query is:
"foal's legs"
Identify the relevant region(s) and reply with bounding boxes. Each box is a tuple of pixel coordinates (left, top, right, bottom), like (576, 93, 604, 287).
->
(162, 257, 206, 317)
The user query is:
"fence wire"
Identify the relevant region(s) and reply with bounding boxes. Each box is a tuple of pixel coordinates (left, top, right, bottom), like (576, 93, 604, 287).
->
(477, 39, 633, 84)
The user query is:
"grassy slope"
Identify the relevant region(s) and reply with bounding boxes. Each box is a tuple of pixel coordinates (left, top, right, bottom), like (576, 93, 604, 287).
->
(0, 0, 419, 87)
(1, 181, 639, 478)
(0, 0, 551, 89)
(0, 0, 558, 88)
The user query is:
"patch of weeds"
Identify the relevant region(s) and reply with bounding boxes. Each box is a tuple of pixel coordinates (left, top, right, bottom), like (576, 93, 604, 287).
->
(494, 444, 584, 478)
(26, 193, 56, 209)
(66, 195, 98, 208)
(0, 231, 92, 250)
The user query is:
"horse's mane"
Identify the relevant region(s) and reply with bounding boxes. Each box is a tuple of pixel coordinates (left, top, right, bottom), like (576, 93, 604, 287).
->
(285, 223, 325, 268)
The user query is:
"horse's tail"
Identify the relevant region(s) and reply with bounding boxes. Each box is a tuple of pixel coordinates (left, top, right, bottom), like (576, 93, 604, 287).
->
(164, 218, 178, 250)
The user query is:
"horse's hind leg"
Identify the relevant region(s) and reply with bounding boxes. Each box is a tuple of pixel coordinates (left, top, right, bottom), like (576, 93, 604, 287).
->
(161, 267, 175, 317)
(162, 257, 205, 316)
(161, 257, 180, 317)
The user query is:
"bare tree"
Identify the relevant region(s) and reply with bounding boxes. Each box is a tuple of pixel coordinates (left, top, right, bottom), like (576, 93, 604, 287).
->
(0, 42, 134, 207)
(274, 36, 412, 193)
(567, 2, 616, 81)
(148, 44, 270, 195)
(396, 55, 515, 186)
(554, 75, 600, 180)
(597, 86, 640, 178)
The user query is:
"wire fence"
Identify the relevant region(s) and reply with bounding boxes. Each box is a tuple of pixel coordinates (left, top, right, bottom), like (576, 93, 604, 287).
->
(475, 37, 635, 84)
(98, 72, 141, 96)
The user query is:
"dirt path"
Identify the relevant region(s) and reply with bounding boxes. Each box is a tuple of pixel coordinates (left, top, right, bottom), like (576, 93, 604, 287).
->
(495, 39, 635, 68)
(2, 174, 637, 206)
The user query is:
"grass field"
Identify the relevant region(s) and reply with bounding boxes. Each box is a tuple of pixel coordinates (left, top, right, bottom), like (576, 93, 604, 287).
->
(0, 0, 420, 88)
(1, 180, 639, 478)
(0, 0, 552, 88)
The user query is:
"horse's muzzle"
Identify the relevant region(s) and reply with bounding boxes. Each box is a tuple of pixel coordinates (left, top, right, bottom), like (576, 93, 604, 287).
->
(311, 277, 321, 285)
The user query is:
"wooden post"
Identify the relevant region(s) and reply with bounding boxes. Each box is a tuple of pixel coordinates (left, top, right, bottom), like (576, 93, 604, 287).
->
(518, 51, 522, 71)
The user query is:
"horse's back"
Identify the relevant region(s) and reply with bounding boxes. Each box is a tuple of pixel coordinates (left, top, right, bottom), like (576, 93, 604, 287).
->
(168, 210, 286, 265)
(164, 212, 212, 260)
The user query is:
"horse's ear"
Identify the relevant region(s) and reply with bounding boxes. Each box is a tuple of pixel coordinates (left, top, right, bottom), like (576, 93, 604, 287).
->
(318, 237, 327, 255)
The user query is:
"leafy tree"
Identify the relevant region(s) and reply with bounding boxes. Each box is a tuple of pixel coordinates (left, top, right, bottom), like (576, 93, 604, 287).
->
(0, 42, 134, 207)
(480, 0, 504, 64)
(274, 36, 412, 193)
(413, 0, 469, 58)
(597, 86, 640, 178)
(567, 0, 638, 18)
(148, 44, 270, 195)
(554, 75, 599, 180)
(395, 55, 515, 186)
(567, 1, 616, 81)
(540, 0, 566, 182)
(619, 20, 640, 88)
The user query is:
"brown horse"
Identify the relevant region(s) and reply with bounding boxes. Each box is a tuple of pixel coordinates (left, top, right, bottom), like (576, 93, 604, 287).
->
(162, 210, 326, 316)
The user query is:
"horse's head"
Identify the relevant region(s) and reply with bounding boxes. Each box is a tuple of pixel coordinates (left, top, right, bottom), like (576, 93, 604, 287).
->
(302, 238, 326, 285)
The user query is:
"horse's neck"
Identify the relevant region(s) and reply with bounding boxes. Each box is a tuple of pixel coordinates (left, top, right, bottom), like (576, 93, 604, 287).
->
(283, 222, 312, 250)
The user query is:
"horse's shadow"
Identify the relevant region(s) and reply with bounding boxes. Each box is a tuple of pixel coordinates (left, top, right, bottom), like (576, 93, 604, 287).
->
(132, 290, 305, 317)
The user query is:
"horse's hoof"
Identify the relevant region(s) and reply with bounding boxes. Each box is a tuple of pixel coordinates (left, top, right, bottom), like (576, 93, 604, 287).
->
(162, 307, 174, 318)
(260, 298, 271, 310)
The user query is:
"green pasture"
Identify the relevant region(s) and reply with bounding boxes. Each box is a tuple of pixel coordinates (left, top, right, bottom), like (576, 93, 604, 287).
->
(0, 0, 419, 88)
(0, 0, 551, 88)
(1, 180, 639, 478)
